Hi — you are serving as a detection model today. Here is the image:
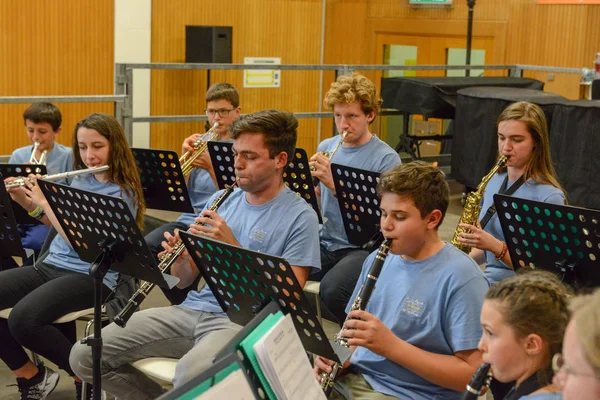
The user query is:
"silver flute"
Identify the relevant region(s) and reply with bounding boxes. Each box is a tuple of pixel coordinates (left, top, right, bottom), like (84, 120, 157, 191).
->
(5, 165, 110, 188)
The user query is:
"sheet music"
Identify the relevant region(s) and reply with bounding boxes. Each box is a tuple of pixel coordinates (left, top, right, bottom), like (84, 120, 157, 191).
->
(253, 313, 326, 400)
(194, 369, 255, 400)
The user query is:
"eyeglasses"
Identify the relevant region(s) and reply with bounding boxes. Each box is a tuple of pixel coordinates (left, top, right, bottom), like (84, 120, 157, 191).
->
(205, 108, 234, 118)
(552, 353, 600, 380)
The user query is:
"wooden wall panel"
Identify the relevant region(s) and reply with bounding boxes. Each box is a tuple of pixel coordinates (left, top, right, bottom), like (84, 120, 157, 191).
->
(0, 0, 114, 156)
(151, 0, 600, 155)
(151, 0, 324, 155)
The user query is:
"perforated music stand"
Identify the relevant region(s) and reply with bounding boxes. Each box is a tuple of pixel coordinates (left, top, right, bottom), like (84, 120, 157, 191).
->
(208, 142, 236, 189)
(0, 164, 47, 225)
(495, 194, 600, 290)
(38, 180, 178, 399)
(179, 232, 350, 364)
(331, 163, 382, 247)
(0, 172, 30, 259)
(208, 143, 322, 221)
(131, 148, 194, 213)
(284, 148, 322, 223)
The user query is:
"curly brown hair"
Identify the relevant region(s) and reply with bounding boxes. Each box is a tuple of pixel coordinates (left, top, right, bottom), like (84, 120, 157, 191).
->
(323, 73, 382, 119)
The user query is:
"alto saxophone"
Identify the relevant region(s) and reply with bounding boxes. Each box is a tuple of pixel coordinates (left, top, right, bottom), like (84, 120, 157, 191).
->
(29, 141, 48, 165)
(114, 181, 237, 327)
(320, 239, 391, 397)
(451, 156, 507, 253)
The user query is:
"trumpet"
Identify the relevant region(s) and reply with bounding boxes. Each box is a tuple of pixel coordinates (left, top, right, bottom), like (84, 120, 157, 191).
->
(311, 131, 347, 186)
(114, 180, 237, 328)
(5, 165, 109, 189)
(29, 142, 48, 165)
(179, 122, 220, 176)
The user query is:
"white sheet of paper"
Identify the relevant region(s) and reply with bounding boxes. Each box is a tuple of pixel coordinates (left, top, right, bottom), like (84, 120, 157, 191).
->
(253, 313, 326, 400)
(194, 369, 255, 400)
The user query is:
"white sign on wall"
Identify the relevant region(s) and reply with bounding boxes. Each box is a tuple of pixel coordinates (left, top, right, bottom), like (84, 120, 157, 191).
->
(243, 57, 281, 88)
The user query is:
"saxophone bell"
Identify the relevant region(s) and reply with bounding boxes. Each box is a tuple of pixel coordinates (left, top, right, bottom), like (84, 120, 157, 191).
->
(451, 156, 507, 253)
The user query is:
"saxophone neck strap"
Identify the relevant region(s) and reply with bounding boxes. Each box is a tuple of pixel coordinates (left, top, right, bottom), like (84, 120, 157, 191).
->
(480, 175, 525, 229)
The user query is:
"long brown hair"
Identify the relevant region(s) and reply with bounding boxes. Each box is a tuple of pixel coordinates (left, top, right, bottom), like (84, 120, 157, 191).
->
(497, 101, 566, 199)
(72, 113, 145, 229)
(486, 270, 571, 385)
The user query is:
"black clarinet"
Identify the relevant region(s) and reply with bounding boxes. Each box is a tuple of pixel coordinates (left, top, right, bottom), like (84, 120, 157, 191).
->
(320, 239, 391, 397)
(461, 363, 492, 400)
(114, 183, 237, 327)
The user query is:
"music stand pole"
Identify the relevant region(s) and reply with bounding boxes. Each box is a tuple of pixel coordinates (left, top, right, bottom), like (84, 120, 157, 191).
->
(466, 0, 476, 77)
(88, 241, 115, 400)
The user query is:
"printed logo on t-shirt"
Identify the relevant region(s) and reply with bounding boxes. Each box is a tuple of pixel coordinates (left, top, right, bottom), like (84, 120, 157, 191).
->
(248, 228, 269, 244)
(401, 296, 425, 317)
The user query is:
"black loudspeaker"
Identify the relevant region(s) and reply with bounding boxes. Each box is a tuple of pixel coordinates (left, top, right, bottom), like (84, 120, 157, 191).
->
(185, 26, 232, 63)
(592, 79, 600, 100)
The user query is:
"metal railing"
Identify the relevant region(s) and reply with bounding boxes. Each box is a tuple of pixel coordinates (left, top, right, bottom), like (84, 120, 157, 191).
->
(0, 63, 585, 145)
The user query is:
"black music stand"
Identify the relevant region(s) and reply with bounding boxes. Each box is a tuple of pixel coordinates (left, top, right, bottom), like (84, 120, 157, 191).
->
(131, 148, 194, 213)
(208, 142, 236, 189)
(0, 164, 47, 225)
(495, 194, 600, 290)
(158, 352, 254, 400)
(331, 163, 382, 247)
(179, 232, 350, 364)
(38, 180, 178, 399)
(208, 143, 322, 221)
(0, 172, 31, 260)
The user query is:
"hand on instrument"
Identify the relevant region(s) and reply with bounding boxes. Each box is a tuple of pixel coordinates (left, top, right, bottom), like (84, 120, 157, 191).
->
(5, 177, 31, 208)
(190, 210, 240, 246)
(158, 229, 188, 260)
(457, 223, 504, 255)
(342, 310, 396, 358)
(182, 133, 202, 154)
(314, 356, 336, 382)
(21, 174, 47, 210)
(309, 153, 335, 192)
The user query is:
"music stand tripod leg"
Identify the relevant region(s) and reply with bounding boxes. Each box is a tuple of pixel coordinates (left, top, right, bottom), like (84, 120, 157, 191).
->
(84, 242, 115, 400)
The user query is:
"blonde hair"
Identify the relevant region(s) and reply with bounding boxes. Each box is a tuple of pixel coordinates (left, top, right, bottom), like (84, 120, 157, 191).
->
(497, 101, 567, 199)
(486, 270, 571, 385)
(569, 288, 600, 375)
(323, 73, 382, 118)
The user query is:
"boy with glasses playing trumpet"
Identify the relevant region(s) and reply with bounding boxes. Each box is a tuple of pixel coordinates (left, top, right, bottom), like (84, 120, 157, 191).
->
(1, 102, 73, 271)
(143, 83, 241, 304)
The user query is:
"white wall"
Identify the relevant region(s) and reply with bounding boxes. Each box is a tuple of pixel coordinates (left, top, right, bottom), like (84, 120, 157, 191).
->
(114, 0, 151, 147)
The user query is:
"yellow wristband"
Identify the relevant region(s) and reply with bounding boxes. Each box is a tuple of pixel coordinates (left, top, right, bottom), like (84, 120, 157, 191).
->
(28, 205, 43, 218)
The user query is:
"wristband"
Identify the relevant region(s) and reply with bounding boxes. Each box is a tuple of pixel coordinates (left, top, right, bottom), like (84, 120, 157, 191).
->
(28, 205, 43, 218)
(495, 241, 508, 261)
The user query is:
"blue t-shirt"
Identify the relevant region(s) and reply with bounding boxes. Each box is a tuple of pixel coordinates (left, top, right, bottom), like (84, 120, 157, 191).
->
(43, 174, 139, 290)
(181, 185, 321, 313)
(521, 393, 562, 400)
(176, 137, 230, 226)
(318, 135, 400, 251)
(481, 172, 565, 285)
(347, 243, 489, 400)
(9, 143, 73, 176)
